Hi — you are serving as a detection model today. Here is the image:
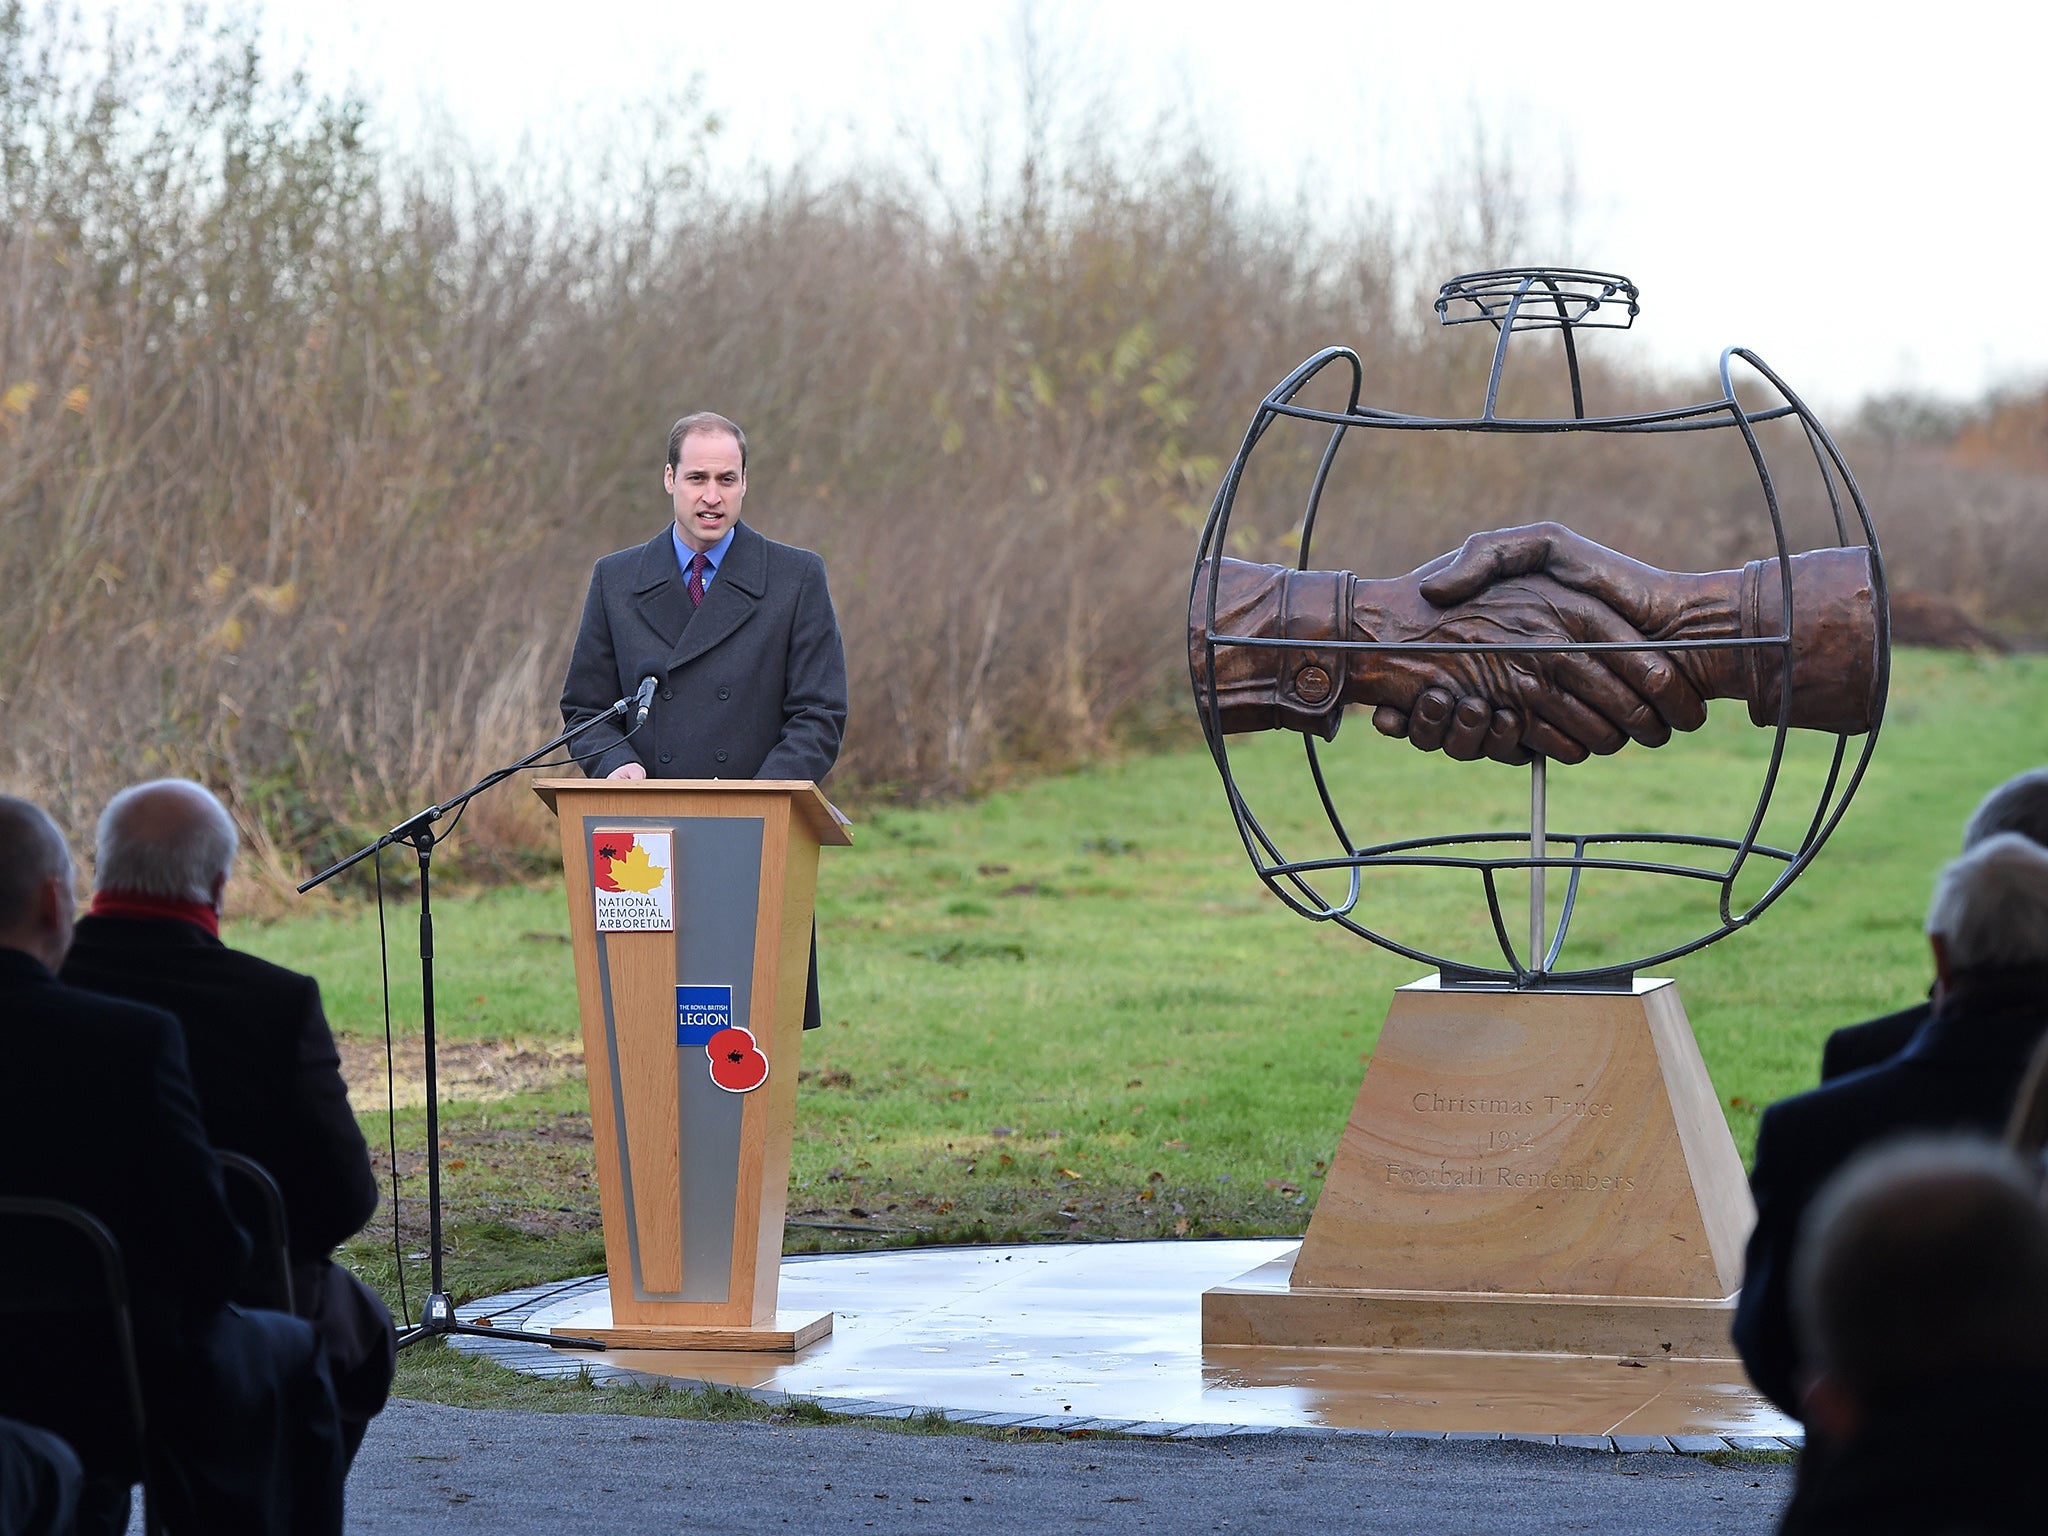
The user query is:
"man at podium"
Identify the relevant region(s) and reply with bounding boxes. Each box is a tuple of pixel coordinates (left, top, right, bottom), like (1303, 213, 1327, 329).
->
(561, 411, 846, 785)
(560, 410, 848, 1026)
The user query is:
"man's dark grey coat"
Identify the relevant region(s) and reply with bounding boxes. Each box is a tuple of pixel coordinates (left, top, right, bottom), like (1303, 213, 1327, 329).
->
(1731, 967, 2048, 1417)
(561, 522, 847, 783)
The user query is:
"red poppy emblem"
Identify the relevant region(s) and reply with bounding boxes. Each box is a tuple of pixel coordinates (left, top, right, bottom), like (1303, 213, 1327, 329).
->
(706, 1026, 769, 1093)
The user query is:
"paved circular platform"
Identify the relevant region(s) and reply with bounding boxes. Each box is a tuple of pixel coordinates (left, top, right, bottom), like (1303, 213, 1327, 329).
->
(449, 1239, 1800, 1452)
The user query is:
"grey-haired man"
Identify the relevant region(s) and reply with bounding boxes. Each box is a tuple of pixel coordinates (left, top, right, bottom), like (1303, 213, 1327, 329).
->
(60, 779, 392, 1466)
(1734, 832, 2048, 1417)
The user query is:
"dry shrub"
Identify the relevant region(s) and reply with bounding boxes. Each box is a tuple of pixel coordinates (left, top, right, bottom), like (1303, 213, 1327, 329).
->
(2, 8, 2041, 896)
(1952, 389, 2048, 475)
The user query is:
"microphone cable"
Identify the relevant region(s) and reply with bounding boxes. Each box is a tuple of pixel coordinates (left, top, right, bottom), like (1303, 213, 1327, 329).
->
(375, 848, 409, 1330)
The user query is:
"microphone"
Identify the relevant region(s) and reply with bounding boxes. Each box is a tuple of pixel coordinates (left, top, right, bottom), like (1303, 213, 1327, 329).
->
(632, 675, 659, 731)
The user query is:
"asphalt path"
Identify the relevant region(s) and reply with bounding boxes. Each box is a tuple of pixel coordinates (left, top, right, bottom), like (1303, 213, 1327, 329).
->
(344, 1401, 1795, 1534)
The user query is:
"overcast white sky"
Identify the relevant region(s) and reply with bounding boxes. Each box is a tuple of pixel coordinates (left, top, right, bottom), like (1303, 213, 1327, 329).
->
(177, 2, 2048, 412)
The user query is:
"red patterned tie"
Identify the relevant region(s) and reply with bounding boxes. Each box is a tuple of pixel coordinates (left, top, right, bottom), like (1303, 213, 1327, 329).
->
(687, 551, 710, 608)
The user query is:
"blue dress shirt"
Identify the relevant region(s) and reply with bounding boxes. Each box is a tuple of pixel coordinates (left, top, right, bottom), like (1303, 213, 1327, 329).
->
(671, 522, 736, 595)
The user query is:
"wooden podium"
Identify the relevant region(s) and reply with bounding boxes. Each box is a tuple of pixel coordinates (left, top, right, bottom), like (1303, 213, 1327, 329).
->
(1203, 977, 1756, 1359)
(534, 779, 851, 1351)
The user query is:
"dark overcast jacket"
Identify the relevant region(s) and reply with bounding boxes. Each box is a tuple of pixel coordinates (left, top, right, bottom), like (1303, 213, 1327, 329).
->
(61, 914, 377, 1264)
(1819, 999, 1932, 1082)
(1733, 967, 2048, 1416)
(0, 946, 247, 1344)
(560, 521, 847, 784)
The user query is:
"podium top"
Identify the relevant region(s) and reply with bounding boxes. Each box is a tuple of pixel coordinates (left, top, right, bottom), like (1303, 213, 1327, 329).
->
(531, 778, 853, 847)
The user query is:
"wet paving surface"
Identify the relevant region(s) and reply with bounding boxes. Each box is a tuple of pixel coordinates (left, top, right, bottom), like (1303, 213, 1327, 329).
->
(455, 1239, 1799, 1446)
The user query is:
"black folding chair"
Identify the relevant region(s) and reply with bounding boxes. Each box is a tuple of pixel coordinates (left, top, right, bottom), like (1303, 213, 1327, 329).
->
(0, 1197, 162, 1535)
(216, 1151, 296, 1313)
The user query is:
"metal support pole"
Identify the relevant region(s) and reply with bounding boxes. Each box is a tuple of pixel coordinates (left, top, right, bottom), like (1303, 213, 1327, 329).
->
(1529, 754, 1547, 978)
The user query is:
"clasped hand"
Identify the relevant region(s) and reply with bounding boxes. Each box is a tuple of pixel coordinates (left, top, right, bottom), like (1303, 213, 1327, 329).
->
(1364, 522, 1715, 766)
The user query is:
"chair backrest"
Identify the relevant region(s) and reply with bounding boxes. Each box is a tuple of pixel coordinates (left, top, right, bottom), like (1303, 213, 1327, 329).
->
(0, 1197, 155, 1526)
(216, 1151, 296, 1313)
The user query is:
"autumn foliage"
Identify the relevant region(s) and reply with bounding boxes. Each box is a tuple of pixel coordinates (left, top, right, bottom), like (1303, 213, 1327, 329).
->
(2, 7, 2042, 895)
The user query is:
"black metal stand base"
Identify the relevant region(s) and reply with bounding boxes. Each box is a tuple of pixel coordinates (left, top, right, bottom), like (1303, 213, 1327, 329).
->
(398, 1288, 604, 1351)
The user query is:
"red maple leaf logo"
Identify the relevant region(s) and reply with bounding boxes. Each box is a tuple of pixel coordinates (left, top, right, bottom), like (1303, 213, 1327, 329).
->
(592, 831, 636, 892)
(706, 1026, 768, 1093)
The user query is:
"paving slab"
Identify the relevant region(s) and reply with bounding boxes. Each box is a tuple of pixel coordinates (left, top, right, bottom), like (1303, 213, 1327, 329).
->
(1727, 1435, 1796, 1454)
(1671, 1435, 1733, 1454)
(1558, 1435, 1615, 1452)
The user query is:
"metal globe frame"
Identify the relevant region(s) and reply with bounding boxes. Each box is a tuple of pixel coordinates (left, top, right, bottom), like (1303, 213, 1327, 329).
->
(1190, 268, 1891, 991)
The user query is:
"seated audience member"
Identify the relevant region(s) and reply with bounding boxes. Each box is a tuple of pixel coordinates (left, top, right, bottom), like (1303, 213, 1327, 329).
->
(0, 796, 343, 1536)
(1777, 1138, 2048, 1534)
(1733, 832, 2048, 1416)
(0, 1418, 80, 1536)
(61, 778, 393, 1462)
(1821, 766, 2048, 1080)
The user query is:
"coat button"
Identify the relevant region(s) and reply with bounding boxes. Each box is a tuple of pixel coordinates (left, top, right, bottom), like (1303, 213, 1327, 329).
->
(661, 688, 673, 701)
(714, 750, 729, 764)
(716, 686, 730, 701)
(660, 752, 673, 764)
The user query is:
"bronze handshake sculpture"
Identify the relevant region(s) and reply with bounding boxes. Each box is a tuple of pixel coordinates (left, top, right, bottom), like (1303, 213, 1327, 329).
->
(1192, 523, 1880, 765)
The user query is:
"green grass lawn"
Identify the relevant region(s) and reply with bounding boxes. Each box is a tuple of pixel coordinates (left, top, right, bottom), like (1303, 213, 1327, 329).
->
(236, 648, 2048, 1327)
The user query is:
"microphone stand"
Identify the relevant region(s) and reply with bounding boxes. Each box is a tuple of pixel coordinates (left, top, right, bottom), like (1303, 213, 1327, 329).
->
(299, 693, 653, 1352)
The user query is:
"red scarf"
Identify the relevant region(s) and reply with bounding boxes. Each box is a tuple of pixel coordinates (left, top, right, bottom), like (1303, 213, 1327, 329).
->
(87, 890, 221, 939)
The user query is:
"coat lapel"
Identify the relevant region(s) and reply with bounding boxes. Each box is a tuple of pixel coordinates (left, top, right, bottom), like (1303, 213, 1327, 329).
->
(667, 522, 766, 672)
(632, 530, 694, 653)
